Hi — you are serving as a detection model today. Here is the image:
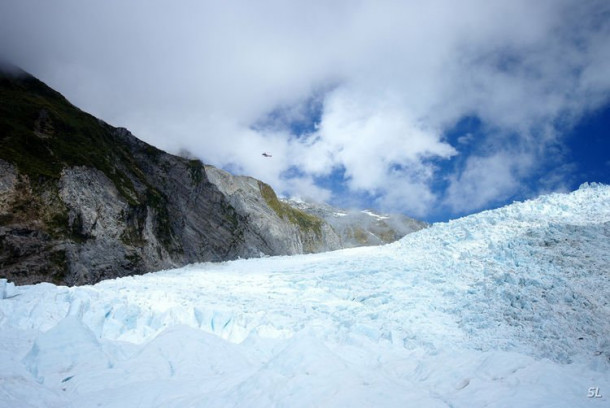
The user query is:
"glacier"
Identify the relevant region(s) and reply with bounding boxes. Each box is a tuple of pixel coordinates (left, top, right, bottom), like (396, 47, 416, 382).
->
(0, 183, 609, 407)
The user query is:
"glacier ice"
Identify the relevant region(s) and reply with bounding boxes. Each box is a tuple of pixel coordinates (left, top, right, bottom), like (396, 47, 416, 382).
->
(0, 183, 609, 407)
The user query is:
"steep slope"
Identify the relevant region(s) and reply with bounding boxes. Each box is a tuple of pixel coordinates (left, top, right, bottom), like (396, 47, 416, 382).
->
(0, 184, 608, 407)
(0, 67, 339, 285)
(205, 166, 341, 254)
(283, 197, 427, 247)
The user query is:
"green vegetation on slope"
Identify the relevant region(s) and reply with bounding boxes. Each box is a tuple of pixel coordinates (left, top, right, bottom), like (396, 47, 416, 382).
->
(0, 71, 142, 203)
(258, 181, 323, 237)
(0, 69, 177, 250)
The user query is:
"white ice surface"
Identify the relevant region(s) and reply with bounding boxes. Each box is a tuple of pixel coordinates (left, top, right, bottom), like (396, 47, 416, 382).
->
(1, 183, 609, 407)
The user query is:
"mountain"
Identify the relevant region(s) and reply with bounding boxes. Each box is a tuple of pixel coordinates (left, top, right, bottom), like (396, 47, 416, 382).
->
(0, 184, 608, 407)
(205, 166, 342, 254)
(282, 197, 427, 247)
(0, 67, 370, 285)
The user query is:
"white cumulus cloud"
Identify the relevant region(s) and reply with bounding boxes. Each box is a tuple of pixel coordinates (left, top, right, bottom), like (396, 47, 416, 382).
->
(1, 0, 609, 219)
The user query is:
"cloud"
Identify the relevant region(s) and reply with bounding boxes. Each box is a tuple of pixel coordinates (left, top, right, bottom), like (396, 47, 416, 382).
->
(444, 152, 529, 213)
(1, 0, 609, 219)
(457, 134, 475, 145)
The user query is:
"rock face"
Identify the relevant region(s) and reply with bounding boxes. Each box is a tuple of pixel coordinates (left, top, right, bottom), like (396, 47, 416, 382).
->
(282, 198, 428, 248)
(0, 67, 342, 286)
(0, 140, 251, 286)
(205, 166, 342, 255)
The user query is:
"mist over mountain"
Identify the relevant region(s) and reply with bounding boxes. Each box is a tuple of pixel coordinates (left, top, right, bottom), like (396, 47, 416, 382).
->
(282, 197, 427, 247)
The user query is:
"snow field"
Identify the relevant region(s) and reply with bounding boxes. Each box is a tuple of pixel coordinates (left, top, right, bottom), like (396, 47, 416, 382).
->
(0, 183, 609, 407)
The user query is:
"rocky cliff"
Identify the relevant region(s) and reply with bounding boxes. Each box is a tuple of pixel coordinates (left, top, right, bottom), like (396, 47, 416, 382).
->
(205, 166, 341, 255)
(0, 67, 423, 286)
(0, 67, 342, 286)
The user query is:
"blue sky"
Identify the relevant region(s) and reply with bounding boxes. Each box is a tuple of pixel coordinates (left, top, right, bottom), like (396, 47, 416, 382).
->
(274, 101, 610, 222)
(1, 0, 609, 223)
(565, 105, 610, 185)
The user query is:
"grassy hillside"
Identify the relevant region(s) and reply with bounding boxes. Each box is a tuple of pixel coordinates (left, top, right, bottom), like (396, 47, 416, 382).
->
(0, 69, 165, 205)
(258, 181, 323, 237)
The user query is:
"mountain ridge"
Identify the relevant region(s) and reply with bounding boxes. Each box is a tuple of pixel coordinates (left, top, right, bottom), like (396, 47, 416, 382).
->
(0, 67, 423, 285)
(281, 197, 427, 247)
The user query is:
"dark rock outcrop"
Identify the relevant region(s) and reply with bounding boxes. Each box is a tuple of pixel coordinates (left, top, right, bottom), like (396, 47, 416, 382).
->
(0, 68, 330, 285)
